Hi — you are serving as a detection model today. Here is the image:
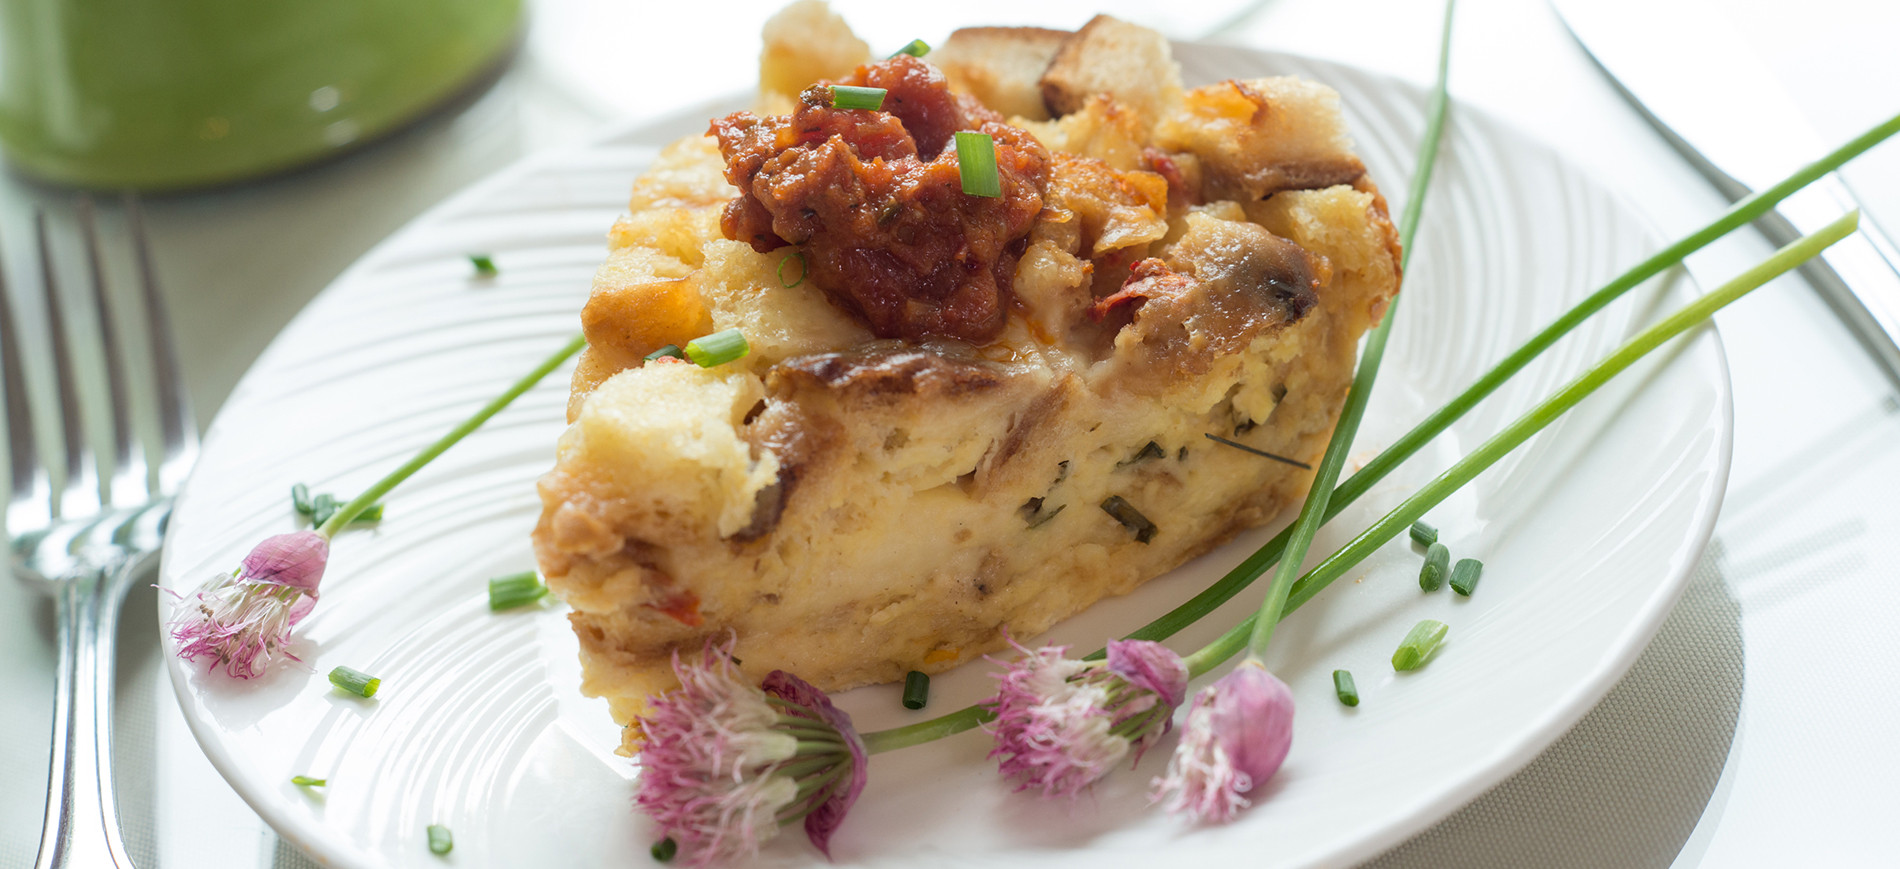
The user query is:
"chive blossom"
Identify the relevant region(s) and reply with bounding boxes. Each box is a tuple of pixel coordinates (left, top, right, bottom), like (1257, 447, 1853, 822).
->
(1391, 620, 1448, 672)
(777, 250, 806, 288)
(1332, 669, 1359, 707)
(830, 85, 887, 111)
(1450, 558, 1484, 597)
(650, 837, 678, 862)
(684, 328, 749, 368)
(1419, 542, 1450, 592)
(1100, 495, 1157, 544)
(890, 38, 930, 58)
(427, 824, 453, 856)
(489, 570, 548, 611)
(954, 131, 1001, 198)
(329, 665, 381, 698)
(291, 775, 326, 787)
(645, 344, 685, 362)
(902, 670, 930, 710)
(291, 483, 314, 517)
(469, 254, 497, 277)
(1410, 520, 1437, 546)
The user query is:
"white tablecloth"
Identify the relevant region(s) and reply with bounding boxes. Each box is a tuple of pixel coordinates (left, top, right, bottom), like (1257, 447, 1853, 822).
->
(3, 0, 1897, 865)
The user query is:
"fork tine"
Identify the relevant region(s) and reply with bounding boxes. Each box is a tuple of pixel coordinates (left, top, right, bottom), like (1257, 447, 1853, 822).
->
(35, 209, 101, 519)
(1, 236, 54, 536)
(78, 196, 146, 507)
(123, 193, 197, 493)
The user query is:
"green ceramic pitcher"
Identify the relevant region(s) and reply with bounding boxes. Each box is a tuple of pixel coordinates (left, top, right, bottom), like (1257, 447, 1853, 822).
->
(0, 0, 523, 191)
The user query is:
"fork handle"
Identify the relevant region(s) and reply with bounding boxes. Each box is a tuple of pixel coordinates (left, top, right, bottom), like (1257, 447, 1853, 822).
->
(36, 567, 138, 869)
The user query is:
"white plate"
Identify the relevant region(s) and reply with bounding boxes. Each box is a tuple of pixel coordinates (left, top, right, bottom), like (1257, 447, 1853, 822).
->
(159, 45, 1729, 869)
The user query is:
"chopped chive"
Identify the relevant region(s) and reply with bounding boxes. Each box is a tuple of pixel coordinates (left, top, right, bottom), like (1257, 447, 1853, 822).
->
(684, 328, 749, 368)
(291, 483, 314, 517)
(644, 344, 685, 362)
(830, 85, 887, 111)
(1391, 620, 1448, 672)
(469, 254, 498, 277)
(889, 38, 930, 58)
(1410, 520, 1437, 547)
(902, 670, 930, 710)
(1419, 542, 1450, 592)
(1332, 669, 1359, 707)
(427, 824, 453, 856)
(354, 503, 384, 522)
(489, 570, 548, 611)
(777, 250, 806, 288)
(1203, 433, 1313, 469)
(1100, 495, 1156, 544)
(954, 131, 1001, 198)
(329, 666, 381, 698)
(311, 493, 339, 528)
(651, 837, 678, 862)
(1450, 557, 1483, 597)
(291, 775, 326, 787)
(1119, 440, 1165, 466)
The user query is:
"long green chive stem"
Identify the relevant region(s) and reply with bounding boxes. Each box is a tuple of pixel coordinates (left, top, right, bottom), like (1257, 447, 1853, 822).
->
(1391, 619, 1450, 671)
(1420, 542, 1451, 591)
(328, 665, 381, 698)
(955, 132, 1002, 198)
(1176, 212, 1860, 676)
(1110, 108, 1900, 650)
(316, 333, 586, 537)
(831, 85, 888, 110)
(1449, 557, 1483, 596)
(488, 570, 548, 611)
(684, 328, 749, 368)
(1333, 670, 1359, 707)
(427, 824, 453, 856)
(1242, 0, 1458, 662)
(902, 670, 930, 709)
(864, 210, 1857, 753)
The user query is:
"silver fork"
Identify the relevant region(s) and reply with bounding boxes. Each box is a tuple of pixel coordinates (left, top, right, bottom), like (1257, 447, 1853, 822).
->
(2, 195, 197, 869)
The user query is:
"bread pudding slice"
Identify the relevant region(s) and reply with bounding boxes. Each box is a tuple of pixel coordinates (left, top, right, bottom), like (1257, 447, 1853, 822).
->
(532, 2, 1402, 749)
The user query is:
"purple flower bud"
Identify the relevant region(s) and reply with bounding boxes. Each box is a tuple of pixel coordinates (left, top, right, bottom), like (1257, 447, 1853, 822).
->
(240, 531, 328, 623)
(985, 638, 1190, 799)
(1106, 638, 1189, 708)
(1152, 659, 1295, 823)
(168, 532, 329, 679)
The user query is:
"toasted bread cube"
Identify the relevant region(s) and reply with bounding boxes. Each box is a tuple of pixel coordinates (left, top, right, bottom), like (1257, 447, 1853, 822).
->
(931, 26, 1070, 121)
(1039, 15, 1183, 127)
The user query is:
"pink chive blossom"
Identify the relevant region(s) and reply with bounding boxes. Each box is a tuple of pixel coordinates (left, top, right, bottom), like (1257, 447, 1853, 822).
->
(985, 638, 1189, 799)
(167, 531, 329, 679)
(634, 641, 866, 866)
(1151, 659, 1294, 823)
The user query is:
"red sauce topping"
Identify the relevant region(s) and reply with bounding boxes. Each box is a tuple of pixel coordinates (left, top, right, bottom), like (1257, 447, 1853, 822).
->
(712, 55, 1050, 343)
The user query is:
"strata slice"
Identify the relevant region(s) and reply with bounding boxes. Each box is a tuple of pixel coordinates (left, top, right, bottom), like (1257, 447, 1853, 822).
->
(532, 1, 1402, 751)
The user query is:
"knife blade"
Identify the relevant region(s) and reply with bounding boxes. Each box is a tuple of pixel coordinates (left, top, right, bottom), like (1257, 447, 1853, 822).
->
(1551, 0, 1900, 391)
